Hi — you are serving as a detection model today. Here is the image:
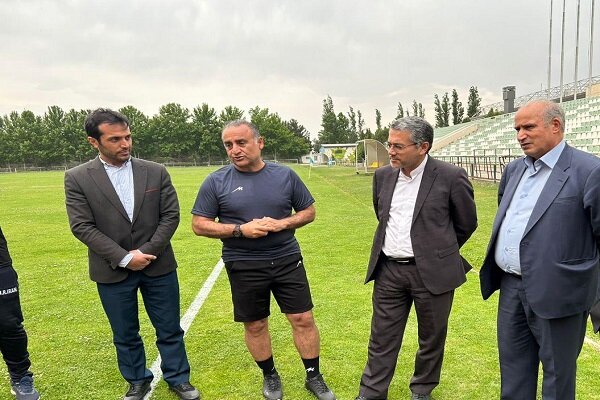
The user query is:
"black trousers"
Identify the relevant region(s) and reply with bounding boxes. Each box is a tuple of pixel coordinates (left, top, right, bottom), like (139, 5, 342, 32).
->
(0, 227, 32, 382)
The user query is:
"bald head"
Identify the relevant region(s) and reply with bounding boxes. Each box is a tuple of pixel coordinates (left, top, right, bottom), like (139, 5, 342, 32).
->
(514, 101, 565, 160)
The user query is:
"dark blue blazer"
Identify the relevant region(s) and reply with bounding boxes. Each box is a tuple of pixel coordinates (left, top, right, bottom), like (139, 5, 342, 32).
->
(480, 144, 600, 319)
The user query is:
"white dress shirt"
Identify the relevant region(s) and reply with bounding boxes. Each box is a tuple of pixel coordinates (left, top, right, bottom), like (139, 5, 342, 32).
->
(382, 155, 429, 258)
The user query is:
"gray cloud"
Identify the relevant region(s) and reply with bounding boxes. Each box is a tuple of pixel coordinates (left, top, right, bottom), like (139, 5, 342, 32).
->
(1, 0, 598, 135)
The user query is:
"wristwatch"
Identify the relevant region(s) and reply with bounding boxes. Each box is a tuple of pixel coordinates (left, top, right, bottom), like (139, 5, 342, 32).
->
(232, 224, 244, 238)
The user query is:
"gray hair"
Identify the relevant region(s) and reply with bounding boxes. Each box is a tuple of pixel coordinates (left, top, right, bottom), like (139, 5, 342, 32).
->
(222, 119, 260, 139)
(390, 116, 434, 151)
(524, 100, 565, 133)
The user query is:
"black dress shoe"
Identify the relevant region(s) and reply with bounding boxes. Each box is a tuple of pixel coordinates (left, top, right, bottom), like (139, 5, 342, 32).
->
(169, 382, 201, 400)
(124, 381, 151, 400)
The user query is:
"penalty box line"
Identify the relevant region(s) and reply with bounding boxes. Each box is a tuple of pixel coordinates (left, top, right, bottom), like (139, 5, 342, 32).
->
(145, 259, 225, 400)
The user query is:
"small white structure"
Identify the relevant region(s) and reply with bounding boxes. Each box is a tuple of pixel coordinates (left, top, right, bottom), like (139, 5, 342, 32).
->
(355, 139, 389, 174)
(301, 152, 329, 165)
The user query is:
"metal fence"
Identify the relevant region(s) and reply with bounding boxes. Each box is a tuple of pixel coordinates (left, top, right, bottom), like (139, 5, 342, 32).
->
(434, 154, 520, 182)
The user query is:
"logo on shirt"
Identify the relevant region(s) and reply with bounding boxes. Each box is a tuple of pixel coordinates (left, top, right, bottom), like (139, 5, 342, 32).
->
(0, 287, 17, 296)
(231, 186, 244, 193)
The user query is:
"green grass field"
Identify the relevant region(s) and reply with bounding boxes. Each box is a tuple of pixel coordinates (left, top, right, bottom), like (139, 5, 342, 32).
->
(1, 165, 599, 400)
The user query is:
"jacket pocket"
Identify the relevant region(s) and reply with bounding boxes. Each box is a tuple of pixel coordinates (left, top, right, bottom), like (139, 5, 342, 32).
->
(438, 242, 459, 258)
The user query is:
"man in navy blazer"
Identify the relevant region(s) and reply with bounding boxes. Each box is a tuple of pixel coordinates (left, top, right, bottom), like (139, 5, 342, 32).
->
(480, 100, 600, 400)
(65, 109, 200, 400)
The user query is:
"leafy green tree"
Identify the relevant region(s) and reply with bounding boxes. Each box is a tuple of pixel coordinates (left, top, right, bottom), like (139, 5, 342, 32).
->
(347, 106, 358, 142)
(467, 86, 482, 119)
(148, 103, 193, 159)
(357, 109, 365, 139)
(434, 93, 450, 127)
(396, 102, 404, 119)
(374, 109, 388, 143)
(0, 112, 22, 166)
(61, 108, 92, 164)
(434, 94, 443, 127)
(418, 103, 425, 118)
(249, 107, 309, 160)
(40, 106, 68, 165)
(412, 100, 419, 117)
(192, 103, 222, 164)
(14, 110, 45, 165)
(451, 89, 464, 125)
(285, 119, 312, 152)
(318, 96, 340, 144)
(219, 106, 244, 126)
(337, 112, 350, 141)
(119, 106, 152, 158)
(375, 109, 382, 132)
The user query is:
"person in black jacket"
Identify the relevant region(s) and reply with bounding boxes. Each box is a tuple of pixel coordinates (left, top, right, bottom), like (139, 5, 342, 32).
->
(0, 226, 40, 400)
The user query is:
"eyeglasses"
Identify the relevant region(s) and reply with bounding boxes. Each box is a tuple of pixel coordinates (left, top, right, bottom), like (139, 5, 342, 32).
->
(384, 142, 420, 151)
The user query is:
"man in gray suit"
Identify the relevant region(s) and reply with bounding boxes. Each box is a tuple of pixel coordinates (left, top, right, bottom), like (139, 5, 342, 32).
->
(65, 109, 200, 400)
(355, 116, 477, 400)
(480, 100, 600, 400)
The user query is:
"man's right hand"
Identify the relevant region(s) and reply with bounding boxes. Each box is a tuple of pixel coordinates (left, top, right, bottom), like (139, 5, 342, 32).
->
(126, 250, 157, 270)
(240, 220, 270, 238)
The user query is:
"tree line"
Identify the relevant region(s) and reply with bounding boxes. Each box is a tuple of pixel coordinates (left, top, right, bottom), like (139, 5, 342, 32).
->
(1, 87, 486, 167)
(433, 87, 482, 128)
(316, 96, 427, 147)
(0, 104, 312, 167)
(316, 87, 483, 147)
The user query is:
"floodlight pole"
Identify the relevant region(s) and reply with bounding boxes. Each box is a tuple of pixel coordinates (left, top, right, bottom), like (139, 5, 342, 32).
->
(574, 0, 581, 100)
(548, 0, 553, 94)
(559, 0, 566, 103)
(591, 0, 596, 95)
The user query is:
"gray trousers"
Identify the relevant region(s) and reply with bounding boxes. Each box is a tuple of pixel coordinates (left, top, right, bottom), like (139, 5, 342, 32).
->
(359, 260, 454, 399)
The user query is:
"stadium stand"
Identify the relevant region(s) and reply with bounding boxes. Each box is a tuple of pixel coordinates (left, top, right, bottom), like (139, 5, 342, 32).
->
(431, 95, 600, 181)
(433, 95, 600, 157)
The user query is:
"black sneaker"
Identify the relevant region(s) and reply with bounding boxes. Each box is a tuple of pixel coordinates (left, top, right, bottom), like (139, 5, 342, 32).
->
(305, 374, 335, 400)
(169, 382, 200, 400)
(10, 376, 40, 400)
(263, 372, 283, 400)
(123, 380, 151, 400)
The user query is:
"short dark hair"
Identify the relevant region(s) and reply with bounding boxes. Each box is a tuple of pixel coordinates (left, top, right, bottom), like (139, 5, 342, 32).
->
(84, 108, 129, 140)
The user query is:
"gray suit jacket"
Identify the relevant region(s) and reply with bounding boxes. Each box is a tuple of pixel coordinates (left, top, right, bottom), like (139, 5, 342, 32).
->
(65, 157, 180, 284)
(366, 157, 478, 295)
(480, 144, 600, 319)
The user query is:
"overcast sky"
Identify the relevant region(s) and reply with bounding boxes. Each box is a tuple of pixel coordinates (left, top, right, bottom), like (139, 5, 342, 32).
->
(1, 0, 598, 137)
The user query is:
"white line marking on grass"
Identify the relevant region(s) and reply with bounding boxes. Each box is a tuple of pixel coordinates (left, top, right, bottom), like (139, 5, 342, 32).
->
(144, 259, 225, 400)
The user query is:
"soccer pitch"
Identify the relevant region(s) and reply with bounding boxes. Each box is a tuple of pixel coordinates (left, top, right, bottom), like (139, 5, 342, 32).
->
(1, 165, 599, 400)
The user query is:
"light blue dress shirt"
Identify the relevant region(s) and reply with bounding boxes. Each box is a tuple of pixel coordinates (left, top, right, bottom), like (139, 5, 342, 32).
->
(494, 141, 566, 275)
(100, 157, 135, 267)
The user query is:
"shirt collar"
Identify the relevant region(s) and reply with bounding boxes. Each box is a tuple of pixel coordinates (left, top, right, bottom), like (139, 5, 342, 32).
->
(99, 156, 132, 169)
(523, 140, 565, 171)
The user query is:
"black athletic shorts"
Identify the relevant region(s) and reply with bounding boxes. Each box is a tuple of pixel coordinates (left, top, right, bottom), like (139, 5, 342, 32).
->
(224, 253, 314, 322)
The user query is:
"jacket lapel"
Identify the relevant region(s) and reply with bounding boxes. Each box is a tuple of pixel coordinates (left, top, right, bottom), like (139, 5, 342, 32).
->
(523, 145, 571, 237)
(132, 159, 147, 225)
(381, 166, 401, 218)
(87, 157, 130, 221)
(412, 158, 437, 224)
